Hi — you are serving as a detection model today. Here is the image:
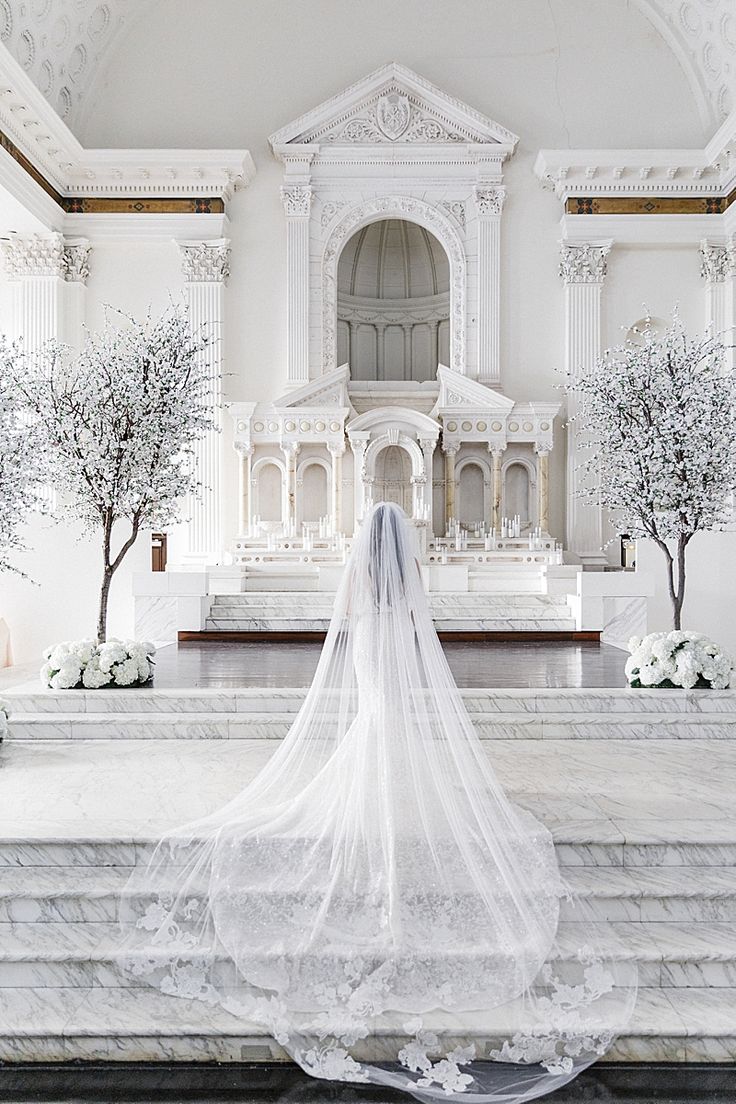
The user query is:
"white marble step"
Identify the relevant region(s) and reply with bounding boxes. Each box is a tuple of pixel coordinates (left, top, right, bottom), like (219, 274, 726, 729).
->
(6, 685, 735, 715)
(210, 592, 567, 608)
(0, 828, 734, 870)
(7, 709, 736, 741)
(0, 985, 730, 1062)
(0, 919, 732, 989)
(204, 616, 578, 632)
(1, 866, 734, 924)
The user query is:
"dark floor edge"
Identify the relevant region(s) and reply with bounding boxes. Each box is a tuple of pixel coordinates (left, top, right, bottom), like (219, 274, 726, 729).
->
(179, 631, 602, 643)
(0, 1062, 733, 1102)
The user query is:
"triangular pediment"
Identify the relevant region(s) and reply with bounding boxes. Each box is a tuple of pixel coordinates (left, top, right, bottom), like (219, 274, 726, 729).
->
(269, 63, 518, 150)
(273, 364, 351, 411)
(433, 365, 515, 414)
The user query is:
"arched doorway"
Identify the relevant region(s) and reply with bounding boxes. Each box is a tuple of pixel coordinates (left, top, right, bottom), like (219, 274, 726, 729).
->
(336, 218, 450, 382)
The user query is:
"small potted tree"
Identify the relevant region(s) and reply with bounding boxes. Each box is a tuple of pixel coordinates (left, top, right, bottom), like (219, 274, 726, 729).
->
(568, 314, 736, 689)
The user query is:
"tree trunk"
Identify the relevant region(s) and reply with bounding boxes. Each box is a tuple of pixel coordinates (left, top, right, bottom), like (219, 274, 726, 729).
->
(659, 536, 688, 630)
(97, 567, 113, 644)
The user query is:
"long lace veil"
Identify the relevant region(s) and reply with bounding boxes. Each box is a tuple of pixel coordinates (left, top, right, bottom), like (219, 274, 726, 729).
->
(120, 502, 637, 1102)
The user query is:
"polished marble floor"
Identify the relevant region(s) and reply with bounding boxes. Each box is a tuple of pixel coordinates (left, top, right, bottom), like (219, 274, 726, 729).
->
(149, 639, 628, 689)
(0, 1062, 733, 1102)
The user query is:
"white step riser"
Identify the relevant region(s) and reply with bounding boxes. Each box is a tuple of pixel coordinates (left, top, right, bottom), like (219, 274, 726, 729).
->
(0, 956, 725, 991)
(0, 840, 733, 868)
(8, 714, 736, 740)
(7, 689, 735, 715)
(204, 618, 578, 632)
(2, 893, 734, 925)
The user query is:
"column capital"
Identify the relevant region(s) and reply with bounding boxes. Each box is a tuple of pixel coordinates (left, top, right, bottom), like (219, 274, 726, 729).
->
(235, 443, 255, 458)
(559, 240, 612, 284)
(474, 185, 506, 217)
(442, 443, 459, 457)
(178, 238, 231, 283)
(281, 185, 313, 218)
(1, 232, 92, 282)
(418, 437, 437, 453)
(489, 445, 505, 459)
(534, 443, 552, 456)
(281, 440, 301, 457)
(327, 442, 346, 458)
(700, 239, 733, 283)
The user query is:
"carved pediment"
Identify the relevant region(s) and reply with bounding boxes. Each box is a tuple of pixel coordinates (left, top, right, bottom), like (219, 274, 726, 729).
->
(269, 63, 518, 151)
(273, 364, 351, 411)
(433, 365, 515, 414)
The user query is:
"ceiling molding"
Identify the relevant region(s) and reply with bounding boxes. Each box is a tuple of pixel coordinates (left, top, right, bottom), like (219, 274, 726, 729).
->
(0, 43, 254, 232)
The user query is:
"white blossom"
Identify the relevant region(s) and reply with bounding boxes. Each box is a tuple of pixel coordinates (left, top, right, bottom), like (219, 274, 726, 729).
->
(41, 639, 156, 690)
(568, 314, 736, 628)
(626, 631, 733, 689)
(11, 305, 216, 641)
(0, 336, 45, 575)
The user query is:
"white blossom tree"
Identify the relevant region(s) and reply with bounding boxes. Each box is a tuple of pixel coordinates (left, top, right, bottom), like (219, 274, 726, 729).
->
(568, 315, 736, 630)
(0, 336, 45, 576)
(11, 306, 216, 641)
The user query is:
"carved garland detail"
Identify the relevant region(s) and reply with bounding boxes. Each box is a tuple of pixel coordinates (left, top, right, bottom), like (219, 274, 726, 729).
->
(322, 197, 466, 374)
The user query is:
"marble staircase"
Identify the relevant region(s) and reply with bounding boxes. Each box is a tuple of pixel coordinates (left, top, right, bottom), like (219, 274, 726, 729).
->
(202, 592, 577, 634)
(0, 684, 734, 1062)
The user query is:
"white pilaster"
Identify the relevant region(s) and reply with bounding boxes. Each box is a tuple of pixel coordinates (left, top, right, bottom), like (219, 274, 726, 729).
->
(475, 186, 505, 385)
(237, 445, 254, 536)
(1, 232, 90, 350)
(329, 444, 344, 535)
(443, 444, 458, 533)
(281, 185, 312, 385)
(490, 448, 503, 534)
(419, 437, 436, 531)
(178, 237, 230, 563)
(559, 239, 612, 565)
(535, 446, 550, 534)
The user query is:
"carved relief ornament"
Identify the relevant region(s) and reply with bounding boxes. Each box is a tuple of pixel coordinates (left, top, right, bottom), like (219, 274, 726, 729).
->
(179, 239, 231, 283)
(559, 241, 611, 284)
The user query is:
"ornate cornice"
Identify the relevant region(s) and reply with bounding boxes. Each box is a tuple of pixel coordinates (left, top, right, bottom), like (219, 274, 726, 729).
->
(1, 232, 91, 282)
(559, 241, 612, 284)
(178, 238, 231, 283)
(281, 185, 313, 218)
(475, 185, 506, 217)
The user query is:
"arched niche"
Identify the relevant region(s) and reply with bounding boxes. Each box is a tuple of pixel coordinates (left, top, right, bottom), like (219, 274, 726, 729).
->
(502, 458, 536, 531)
(323, 196, 466, 376)
(373, 444, 413, 512)
(336, 218, 451, 383)
(456, 457, 489, 528)
(297, 457, 330, 525)
(252, 457, 286, 523)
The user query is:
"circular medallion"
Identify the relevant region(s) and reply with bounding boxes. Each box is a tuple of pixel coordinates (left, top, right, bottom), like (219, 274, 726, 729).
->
(540, 421, 550, 431)
(268, 421, 278, 432)
(330, 421, 341, 432)
(476, 421, 487, 432)
(508, 421, 519, 432)
(285, 420, 296, 432)
(315, 421, 326, 432)
(523, 421, 534, 432)
(461, 421, 473, 432)
(491, 421, 503, 432)
(253, 421, 264, 432)
(446, 421, 457, 432)
(300, 420, 311, 432)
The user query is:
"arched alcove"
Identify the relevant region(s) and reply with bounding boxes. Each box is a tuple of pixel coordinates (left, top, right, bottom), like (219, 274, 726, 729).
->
(457, 460, 487, 528)
(374, 444, 413, 511)
(502, 460, 534, 531)
(337, 218, 450, 382)
(298, 459, 330, 524)
(253, 459, 285, 523)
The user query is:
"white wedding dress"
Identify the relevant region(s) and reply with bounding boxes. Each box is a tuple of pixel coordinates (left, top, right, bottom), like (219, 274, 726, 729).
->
(121, 502, 636, 1102)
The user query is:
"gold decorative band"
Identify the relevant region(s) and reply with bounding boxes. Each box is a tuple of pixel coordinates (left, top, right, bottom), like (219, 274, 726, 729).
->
(566, 194, 736, 215)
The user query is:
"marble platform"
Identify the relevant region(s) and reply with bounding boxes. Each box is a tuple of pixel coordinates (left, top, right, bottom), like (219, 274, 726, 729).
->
(0, 683, 734, 1063)
(201, 592, 577, 634)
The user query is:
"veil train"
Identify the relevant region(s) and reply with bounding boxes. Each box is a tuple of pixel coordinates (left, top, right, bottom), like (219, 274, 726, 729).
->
(120, 502, 637, 1102)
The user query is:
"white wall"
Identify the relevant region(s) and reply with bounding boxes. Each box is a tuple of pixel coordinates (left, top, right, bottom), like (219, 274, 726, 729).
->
(637, 532, 736, 655)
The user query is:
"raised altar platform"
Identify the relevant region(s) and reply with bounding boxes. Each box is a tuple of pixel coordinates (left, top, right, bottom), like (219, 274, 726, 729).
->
(0, 680, 734, 1063)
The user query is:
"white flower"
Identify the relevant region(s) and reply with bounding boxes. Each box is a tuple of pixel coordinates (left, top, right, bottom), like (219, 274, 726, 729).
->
(82, 659, 110, 689)
(98, 642, 127, 671)
(626, 631, 733, 689)
(50, 659, 82, 689)
(112, 657, 139, 686)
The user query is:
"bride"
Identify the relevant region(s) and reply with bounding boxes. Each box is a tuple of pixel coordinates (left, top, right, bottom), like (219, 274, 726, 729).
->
(121, 502, 636, 1102)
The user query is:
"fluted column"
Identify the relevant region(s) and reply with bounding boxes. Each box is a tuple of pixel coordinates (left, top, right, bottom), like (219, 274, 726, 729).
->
(281, 442, 300, 531)
(475, 186, 505, 384)
(443, 445, 458, 533)
(350, 436, 369, 528)
(237, 444, 254, 536)
(536, 446, 550, 534)
(281, 185, 312, 385)
(419, 437, 436, 531)
(700, 239, 736, 371)
(1, 232, 90, 350)
(178, 238, 231, 563)
(560, 240, 612, 564)
(490, 448, 503, 534)
(329, 444, 345, 534)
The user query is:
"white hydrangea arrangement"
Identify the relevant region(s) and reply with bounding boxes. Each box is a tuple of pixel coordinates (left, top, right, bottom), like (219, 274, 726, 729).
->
(625, 631, 733, 690)
(0, 699, 9, 742)
(41, 639, 156, 690)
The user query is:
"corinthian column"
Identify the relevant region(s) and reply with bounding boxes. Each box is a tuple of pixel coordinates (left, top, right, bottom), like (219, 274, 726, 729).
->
(535, 446, 550, 534)
(559, 240, 612, 564)
(178, 238, 231, 562)
(443, 445, 458, 533)
(1, 232, 91, 350)
(281, 185, 312, 385)
(475, 186, 505, 384)
(490, 448, 503, 534)
(700, 239, 736, 371)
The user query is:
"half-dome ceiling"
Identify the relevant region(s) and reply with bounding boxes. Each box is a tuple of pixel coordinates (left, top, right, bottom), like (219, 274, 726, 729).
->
(338, 219, 449, 301)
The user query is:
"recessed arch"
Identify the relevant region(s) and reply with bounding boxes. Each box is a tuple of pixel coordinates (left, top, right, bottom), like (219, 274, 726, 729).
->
(323, 196, 466, 376)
